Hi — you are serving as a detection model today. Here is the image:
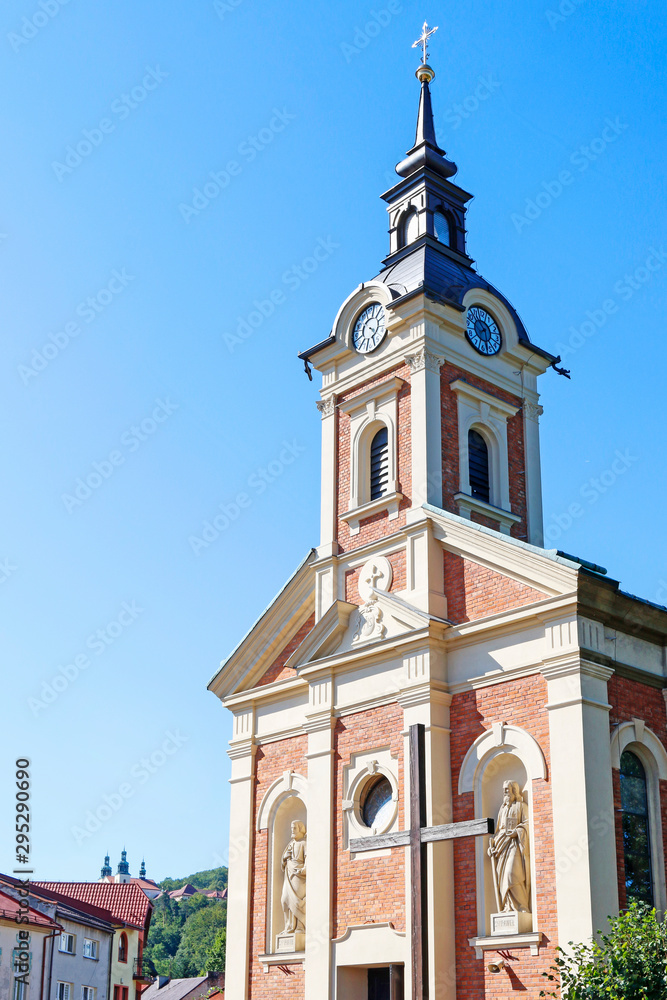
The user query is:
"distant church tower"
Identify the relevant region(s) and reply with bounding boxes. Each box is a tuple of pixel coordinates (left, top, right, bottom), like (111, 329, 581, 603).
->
(116, 849, 131, 883)
(210, 24, 667, 1000)
(100, 854, 112, 879)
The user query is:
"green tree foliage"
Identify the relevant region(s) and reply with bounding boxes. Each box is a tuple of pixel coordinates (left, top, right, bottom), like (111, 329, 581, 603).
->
(159, 867, 228, 893)
(540, 903, 667, 1000)
(143, 867, 227, 979)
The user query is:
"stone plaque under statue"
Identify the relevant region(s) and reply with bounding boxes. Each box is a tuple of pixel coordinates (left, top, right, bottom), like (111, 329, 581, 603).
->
(488, 780, 532, 936)
(276, 820, 306, 953)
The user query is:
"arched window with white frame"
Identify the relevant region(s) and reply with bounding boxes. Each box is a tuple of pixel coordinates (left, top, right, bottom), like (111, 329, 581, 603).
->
(468, 429, 490, 504)
(611, 720, 667, 911)
(369, 426, 389, 500)
(620, 750, 653, 905)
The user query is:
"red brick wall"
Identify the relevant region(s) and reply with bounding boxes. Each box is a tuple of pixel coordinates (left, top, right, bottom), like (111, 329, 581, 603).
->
(249, 736, 309, 999)
(333, 703, 405, 937)
(444, 551, 547, 624)
(608, 676, 667, 913)
(440, 363, 527, 540)
(336, 365, 412, 553)
(450, 674, 557, 998)
(256, 614, 316, 687)
(344, 548, 407, 604)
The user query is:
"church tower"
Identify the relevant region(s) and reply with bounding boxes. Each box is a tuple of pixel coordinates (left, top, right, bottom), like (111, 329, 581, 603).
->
(210, 27, 667, 1000)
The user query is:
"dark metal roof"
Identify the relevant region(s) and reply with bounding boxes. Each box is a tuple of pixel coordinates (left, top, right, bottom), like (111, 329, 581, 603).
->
(373, 237, 556, 361)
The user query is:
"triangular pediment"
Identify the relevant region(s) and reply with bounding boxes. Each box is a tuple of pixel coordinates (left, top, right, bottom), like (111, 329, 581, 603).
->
(286, 590, 449, 669)
(208, 550, 316, 699)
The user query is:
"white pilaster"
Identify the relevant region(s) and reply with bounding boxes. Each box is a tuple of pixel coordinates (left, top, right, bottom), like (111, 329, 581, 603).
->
(523, 401, 544, 546)
(304, 677, 335, 996)
(543, 653, 617, 944)
(399, 652, 456, 1000)
(404, 516, 448, 619)
(406, 349, 444, 509)
(317, 396, 337, 553)
(225, 711, 257, 1000)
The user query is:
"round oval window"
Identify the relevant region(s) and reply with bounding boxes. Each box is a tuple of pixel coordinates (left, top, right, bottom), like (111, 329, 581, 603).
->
(361, 776, 393, 830)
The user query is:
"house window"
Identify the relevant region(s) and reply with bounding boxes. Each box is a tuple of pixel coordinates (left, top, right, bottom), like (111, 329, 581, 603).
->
(117, 932, 128, 963)
(113, 989, 128, 1000)
(620, 750, 654, 905)
(468, 429, 490, 503)
(434, 209, 451, 246)
(56, 983, 72, 1000)
(82, 988, 96, 1000)
(59, 933, 75, 955)
(370, 427, 389, 500)
(82, 939, 98, 960)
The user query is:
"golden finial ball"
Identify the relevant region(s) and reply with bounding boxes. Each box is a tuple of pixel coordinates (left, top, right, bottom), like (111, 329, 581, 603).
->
(416, 64, 435, 83)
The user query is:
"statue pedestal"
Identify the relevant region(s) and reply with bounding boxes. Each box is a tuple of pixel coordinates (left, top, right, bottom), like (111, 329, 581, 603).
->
(276, 930, 305, 954)
(490, 911, 532, 936)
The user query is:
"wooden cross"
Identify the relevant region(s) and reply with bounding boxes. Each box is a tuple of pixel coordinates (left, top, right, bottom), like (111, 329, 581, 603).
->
(412, 22, 438, 65)
(350, 724, 495, 999)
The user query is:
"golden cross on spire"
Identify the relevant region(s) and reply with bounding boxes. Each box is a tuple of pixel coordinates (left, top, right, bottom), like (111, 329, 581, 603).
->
(412, 21, 438, 65)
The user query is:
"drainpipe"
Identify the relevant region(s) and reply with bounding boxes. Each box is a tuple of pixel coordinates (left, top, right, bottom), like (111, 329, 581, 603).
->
(46, 914, 61, 1000)
(107, 926, 118, 1000)
(40, 924, 62, 1000)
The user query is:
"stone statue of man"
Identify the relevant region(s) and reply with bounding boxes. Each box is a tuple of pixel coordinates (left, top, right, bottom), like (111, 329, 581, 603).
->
(281, 820, 307, 932)
(488, 780, 530, 912)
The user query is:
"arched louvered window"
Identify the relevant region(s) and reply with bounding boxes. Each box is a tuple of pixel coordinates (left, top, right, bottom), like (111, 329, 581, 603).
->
(400, 210, 419, 247)
(468, 429, 490, 503)
(370, 427, 389, 501)
(620, 750, 654, 905)
(434, 209, 451, 246)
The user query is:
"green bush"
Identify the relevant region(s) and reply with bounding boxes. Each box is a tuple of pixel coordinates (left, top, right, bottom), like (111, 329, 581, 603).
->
(541, 903, 667, 1000)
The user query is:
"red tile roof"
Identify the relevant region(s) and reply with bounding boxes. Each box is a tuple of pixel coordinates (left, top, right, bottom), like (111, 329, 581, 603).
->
(0, 875, 114, 926)
(34, 882, 152, 930)
(0, 888, 60, 929)
(130, 878, 162, 891)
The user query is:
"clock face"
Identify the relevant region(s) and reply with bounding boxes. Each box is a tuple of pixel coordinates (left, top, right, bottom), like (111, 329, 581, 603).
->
(353, 303, 386, 354)
(466, 306, 502, 356)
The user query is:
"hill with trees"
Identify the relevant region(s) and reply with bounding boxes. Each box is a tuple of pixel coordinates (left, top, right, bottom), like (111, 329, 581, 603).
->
(144, 866, 227, 978)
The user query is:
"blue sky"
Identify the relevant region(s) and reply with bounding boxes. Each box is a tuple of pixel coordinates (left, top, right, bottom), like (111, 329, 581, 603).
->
(1, 0, 666, 883)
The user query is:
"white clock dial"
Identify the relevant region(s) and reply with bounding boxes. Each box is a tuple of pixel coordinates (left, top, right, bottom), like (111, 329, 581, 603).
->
(353, 303, 387, 354)
(466, 306, 502, 356)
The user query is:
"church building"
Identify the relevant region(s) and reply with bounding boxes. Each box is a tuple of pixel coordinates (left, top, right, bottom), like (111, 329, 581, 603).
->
(209, 28, 667, 999)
